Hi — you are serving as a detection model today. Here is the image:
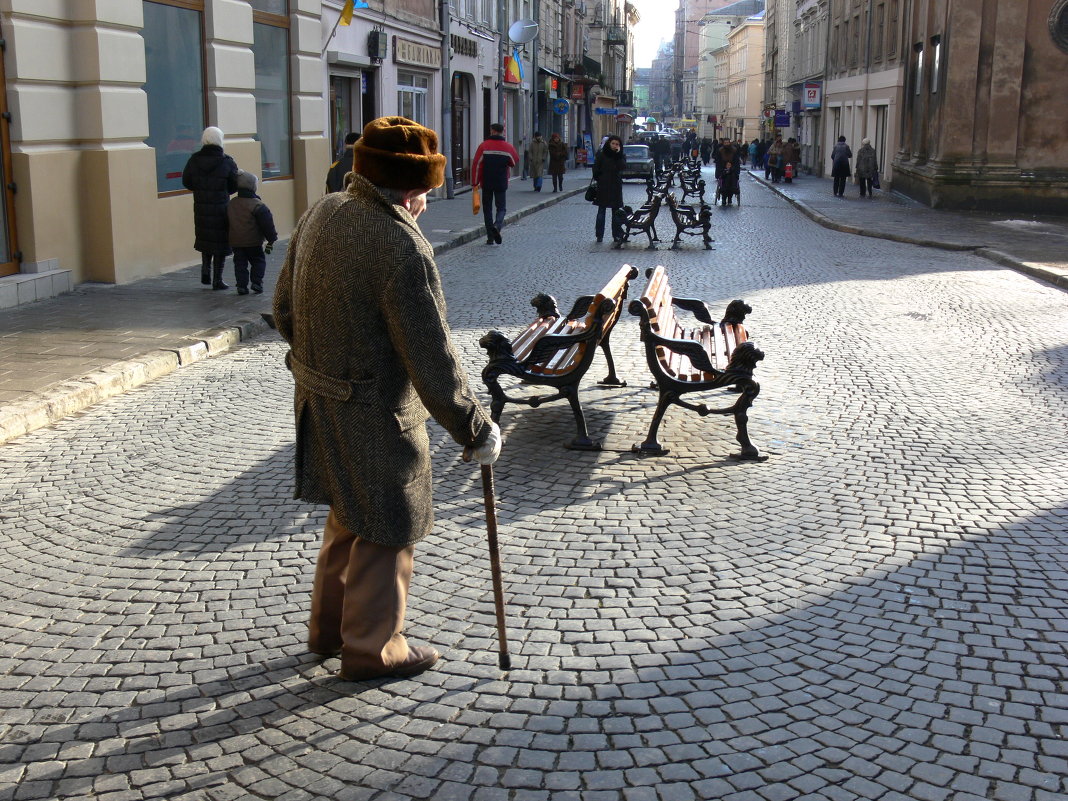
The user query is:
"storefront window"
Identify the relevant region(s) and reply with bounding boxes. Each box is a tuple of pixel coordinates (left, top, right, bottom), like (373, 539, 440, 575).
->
(143, 1, 205, 193)
(253, 22, 292, 178)
(398, 72, 429, 125)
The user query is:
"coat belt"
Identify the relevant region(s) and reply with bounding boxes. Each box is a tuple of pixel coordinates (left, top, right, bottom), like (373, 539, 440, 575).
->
(285, 351, 367, 402)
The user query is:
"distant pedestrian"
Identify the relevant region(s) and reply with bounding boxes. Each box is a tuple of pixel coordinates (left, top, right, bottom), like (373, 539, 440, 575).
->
(472, 123, 519, 244)
(227, 170, 278, 295)
(547, 133, 568, 192)
(652, 135, 671, 173)
(326, 132, 360, 194)
(528, 132, 548, 192)
(182, 126, 239, 290)
(831, 136, 853, 197)
(855, 138, 878, 197)
(748, 139, 759, 170)
(700, 138, 713, 166)
(782, 137, 799, 181)
(592, 135, 626, 243)
(766, 136, 784, 182)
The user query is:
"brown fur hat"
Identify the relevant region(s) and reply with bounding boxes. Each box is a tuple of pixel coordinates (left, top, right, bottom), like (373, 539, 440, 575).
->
(352, 116, 446, 191)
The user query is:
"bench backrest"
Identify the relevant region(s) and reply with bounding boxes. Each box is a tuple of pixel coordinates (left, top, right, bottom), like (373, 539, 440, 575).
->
(515, 263, 637, 375)
(635, 266, 749, 379)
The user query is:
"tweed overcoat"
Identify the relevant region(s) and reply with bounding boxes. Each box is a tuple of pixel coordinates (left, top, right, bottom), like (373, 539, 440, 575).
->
(528, 137, 548, 179)
(273, 175, 493, 547)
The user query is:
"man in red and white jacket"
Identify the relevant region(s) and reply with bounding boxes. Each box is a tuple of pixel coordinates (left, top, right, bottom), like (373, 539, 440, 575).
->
(472, 123, 519, 244)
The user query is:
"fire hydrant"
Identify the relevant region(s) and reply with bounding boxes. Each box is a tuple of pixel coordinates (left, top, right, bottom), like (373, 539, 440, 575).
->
(784, 163, 794, 182)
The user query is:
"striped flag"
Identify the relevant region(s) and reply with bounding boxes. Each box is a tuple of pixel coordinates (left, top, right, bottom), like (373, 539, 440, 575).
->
(339, 0, 355, 25)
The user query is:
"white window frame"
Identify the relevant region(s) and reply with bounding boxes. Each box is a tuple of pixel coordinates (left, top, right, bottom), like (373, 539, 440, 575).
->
(397, 71, 430, 125)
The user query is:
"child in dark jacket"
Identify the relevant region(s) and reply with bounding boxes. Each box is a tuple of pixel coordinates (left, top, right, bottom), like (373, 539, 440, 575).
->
(227, 170, 278, 295)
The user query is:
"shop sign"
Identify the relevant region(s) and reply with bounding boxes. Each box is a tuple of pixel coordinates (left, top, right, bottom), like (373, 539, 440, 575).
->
(803, 81, 822, 109)
(571, 83, 585, 100)
(450, 34, 478, 59)
(774, 110, 791, 127)
(394, 37, 441, 69)
(552, 98, 570, 115)
(595, 107, 618, 115)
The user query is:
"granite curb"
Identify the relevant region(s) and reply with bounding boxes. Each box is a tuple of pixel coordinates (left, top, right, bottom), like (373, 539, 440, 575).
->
(0, 189, 581, 447)
(751, 172, 1068, 290)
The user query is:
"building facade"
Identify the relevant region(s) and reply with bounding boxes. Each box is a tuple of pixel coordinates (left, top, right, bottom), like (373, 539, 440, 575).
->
(821, 0, 906, 182)
(0, 0, 633, 302)
(789, 0, 828, 172)
(1, 0, 325, 295)
(892, 0, 1068, 211)
(724, 12, 765, 144)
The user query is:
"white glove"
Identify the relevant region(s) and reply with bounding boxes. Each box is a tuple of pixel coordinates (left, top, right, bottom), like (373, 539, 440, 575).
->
(469, 422, 502, 465)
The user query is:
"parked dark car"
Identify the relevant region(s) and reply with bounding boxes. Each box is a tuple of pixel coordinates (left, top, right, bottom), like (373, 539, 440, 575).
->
(620, 144, 655, 180)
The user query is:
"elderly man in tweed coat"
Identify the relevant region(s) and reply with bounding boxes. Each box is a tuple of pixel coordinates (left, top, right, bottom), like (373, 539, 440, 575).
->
(273, 116, 502, 681)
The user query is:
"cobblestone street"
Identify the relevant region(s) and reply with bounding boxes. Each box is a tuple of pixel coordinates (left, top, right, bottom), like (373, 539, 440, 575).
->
(1, 174, 1067, 801)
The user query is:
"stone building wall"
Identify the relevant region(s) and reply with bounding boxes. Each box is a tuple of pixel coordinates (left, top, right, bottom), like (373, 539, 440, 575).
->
(893, 0, 1068, 211)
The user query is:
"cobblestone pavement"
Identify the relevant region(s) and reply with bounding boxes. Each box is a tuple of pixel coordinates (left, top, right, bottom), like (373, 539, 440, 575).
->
(1, 174, 1067, 801)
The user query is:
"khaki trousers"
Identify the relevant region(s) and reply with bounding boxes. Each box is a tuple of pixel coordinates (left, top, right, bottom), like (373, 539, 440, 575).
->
(308, 508, 415, 675)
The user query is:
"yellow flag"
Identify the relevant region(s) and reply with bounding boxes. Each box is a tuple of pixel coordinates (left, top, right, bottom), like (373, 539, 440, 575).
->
(339, 0, 355, 25)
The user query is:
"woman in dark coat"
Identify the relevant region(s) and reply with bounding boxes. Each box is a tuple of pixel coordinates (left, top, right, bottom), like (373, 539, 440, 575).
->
(591, 135, 626, 243)
(547, 133, 568, 192)
(830, 135, 853, 198)
(182, 127, 239, 289)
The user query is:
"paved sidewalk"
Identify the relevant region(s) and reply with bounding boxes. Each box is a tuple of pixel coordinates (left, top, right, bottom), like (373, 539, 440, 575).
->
(748, 169, 1068, 290)
(0, 179, 585, 445)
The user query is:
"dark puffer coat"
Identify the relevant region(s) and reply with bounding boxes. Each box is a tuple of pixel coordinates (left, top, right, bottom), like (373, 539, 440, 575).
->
(592, 145, 625, 209)
(182, 145, 239, 254)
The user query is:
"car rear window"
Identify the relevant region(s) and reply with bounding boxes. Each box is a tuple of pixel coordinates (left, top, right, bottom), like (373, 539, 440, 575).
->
(624, 146, 649, 158)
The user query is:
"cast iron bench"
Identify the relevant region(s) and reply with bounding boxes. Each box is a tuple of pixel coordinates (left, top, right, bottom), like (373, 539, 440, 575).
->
(664, 194, 713, 250)
(615, 193, 664, 250)
(629, 266, 765, 460)
(480, 264, 639, 449)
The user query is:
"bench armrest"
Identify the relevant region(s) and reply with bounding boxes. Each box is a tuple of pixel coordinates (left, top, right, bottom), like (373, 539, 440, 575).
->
(671, 296, 714, 324)
(523, 323, 602, 366)
(644, 330, 717, 374)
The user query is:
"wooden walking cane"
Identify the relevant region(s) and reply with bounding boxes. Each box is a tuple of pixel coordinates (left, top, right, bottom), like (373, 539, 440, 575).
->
(464, 451, 511, 670)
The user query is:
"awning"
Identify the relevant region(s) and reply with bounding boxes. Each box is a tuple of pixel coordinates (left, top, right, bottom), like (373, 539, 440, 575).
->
(538, 66, 567, 80)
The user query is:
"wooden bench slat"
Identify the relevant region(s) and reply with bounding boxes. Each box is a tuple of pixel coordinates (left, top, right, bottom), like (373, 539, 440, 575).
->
(512, 315, 571, 362)
(722, 323, 738, 368)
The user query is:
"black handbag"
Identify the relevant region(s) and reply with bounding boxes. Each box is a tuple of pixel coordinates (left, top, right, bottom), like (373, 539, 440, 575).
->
(584, 180, 598, 203)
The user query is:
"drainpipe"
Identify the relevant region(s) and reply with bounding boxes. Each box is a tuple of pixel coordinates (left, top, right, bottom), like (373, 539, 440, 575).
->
(497, 0, 506, 123)
(440, 0, 454, 198)
(821, 0, 835, 175)
(861, 0, 874, 141)
(532, 0, 540, 138)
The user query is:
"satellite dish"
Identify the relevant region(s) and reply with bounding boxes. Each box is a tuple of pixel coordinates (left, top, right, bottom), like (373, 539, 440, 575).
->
(508, 19, 539, 44)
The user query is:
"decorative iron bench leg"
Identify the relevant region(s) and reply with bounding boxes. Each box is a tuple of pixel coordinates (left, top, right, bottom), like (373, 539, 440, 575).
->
(597, 334, 626, 387)
(632, 389, 675, 455)
(728, 380, 764, 461)
(562, 384, 599, 450)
